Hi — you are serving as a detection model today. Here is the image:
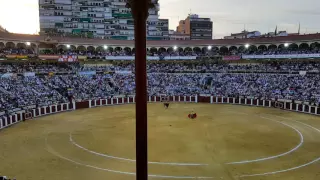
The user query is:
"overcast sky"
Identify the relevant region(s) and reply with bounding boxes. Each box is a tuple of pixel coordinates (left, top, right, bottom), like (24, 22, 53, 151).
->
(0, 0, 319, 38)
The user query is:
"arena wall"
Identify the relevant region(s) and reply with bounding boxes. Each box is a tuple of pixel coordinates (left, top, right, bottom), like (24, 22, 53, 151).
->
(0, 96, 319, 130)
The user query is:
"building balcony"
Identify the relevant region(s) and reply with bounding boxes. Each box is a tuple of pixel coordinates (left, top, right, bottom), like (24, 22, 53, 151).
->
(112, 13, 132, 18)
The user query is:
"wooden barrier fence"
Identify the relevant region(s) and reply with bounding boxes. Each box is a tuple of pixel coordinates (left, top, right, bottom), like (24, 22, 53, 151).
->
(1, 96, 318, 130)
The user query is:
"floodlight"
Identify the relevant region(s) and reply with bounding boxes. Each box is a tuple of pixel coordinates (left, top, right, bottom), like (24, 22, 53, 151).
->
(208, 45, 212, 50)
(245, 44, 250, 48)
(103, 45, 108, 49)
(66, 44, 70, 48)
(26, 42, 31, 46)
(284, 43, 289, 47)
(173, 46, 177, 50)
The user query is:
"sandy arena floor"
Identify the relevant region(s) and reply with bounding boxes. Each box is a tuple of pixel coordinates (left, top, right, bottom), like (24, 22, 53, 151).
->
(0, 103, 319, 180)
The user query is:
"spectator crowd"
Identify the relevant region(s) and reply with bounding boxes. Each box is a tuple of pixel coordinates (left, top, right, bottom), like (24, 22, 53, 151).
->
(1, 61, 320, 74)
(0, 61, 320, 115)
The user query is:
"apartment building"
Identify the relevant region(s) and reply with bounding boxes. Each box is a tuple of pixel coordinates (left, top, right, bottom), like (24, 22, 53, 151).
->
(39, 0, 168, 40)
(176, 14, 212, 40)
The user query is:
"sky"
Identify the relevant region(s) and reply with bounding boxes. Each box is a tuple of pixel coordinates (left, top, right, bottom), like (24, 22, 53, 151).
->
(0, 0, 320, 38)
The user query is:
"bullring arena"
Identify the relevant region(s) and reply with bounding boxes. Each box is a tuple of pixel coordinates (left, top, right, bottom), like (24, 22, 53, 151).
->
(1, 96, 319, 180)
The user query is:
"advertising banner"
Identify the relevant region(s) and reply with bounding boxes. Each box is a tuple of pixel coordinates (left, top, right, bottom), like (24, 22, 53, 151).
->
(1, 73, 14, 78)
(242, 54, 320, 59)
(199, 94, 211, 97)
(115, 70, 132, 74)
(78, 71, 96, 76)
(16, 55, 28, 59)
(39, 55, 60, 60)
(78, 56, 87, 60)
(48, 72, 54, 76)
(24, 72, 36, 77)
(223, 56, 241, 61)
(4, 55, 30, 59)
(5, 55, 17, 59)
(58, 55, 78, 62)
(105, 56, 197, 60)
(299, 71, 307, 76)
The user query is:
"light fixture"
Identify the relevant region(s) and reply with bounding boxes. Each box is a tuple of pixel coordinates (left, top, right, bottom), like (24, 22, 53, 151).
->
(26, 42, 31, 46)
(208, 45, 212, 50)
(173, 46, 177, 50)
(284, 43, 289, 47)
(103, 45, 108, 49)
(66, 44, 70, 48)
(245, 44, 250, 48)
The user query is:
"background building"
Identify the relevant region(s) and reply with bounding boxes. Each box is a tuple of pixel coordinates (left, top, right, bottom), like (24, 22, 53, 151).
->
(224, 30, 293, 39)
(0, 25, 7, 33)
(176, 14, 212, 40)
(168, 30, 190, 40)
(39, 0, 168, 40)
(224, 31, 261, 39)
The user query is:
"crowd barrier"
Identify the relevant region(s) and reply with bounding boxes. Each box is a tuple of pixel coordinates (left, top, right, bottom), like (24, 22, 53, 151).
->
(0, 95, 318, 130)
(87, 95, 198, 108)
(197, 96, 319, 116)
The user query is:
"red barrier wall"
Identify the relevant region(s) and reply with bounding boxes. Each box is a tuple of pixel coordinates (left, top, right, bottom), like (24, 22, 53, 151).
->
(1, 96, 318, 131)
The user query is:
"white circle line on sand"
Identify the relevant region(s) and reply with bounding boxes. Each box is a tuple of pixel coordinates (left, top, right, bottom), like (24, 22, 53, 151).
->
(45, 135, 213, 179)
(239, 157, 320, 177)
(270, 115, 320, 133)
(225, 114, 304, 164)
(69, 133, 209, 166)
(239, 114, 320, 177)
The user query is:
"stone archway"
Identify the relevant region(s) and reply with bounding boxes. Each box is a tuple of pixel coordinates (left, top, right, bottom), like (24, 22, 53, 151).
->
(299, 43, 309, 50)
(16, 43, 27, 49)
(124, 47, 132, 55)
(288, 43, 298, 50)
(69, 45, 76, 51)
(0, 42, 4, 49)
(5, 42, 15, 49)
(268, 44, 277, 50)
(219, 46, 229, 54)
(96, 46, 104, 52)
(238, 46, 245, 53)
(310, 42, 320, 50)
(193, 47, 201, 54)
(167, 47, 174, 53)
(258, 45, 267, 51)
(150, 47, 157, 54)
(87, 46, 95, 52)
(183, 47, 191, 51)
(248, 45, 257, 51)
(57, 45, 67, 51)
(77, 45, 86, 52)
(278, 44, 285, 49)
(229, 46, 237, 51)
(158, 47, 166, 54)
(108, 47, 114, 52)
